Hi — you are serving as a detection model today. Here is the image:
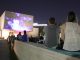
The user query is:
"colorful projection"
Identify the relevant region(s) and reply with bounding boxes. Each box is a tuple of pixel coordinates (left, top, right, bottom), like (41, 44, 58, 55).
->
(4, 11, 33, 31)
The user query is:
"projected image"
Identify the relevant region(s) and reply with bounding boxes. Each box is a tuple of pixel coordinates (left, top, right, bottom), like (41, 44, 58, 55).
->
(4, 11, 33, 31)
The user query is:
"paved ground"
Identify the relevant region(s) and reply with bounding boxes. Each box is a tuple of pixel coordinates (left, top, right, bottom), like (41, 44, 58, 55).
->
(0, 40, 18, 60)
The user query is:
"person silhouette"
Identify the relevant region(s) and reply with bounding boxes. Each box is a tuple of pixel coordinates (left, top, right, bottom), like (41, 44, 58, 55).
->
(8, 32, 15, 50)
(17, 32, 22, 41)
(22, 30, 28, 42)
(44, 17, 59, 48)
(62, 11, 80, 51)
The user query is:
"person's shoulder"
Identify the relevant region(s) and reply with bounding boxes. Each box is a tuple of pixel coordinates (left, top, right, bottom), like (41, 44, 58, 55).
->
(12, 35, 15, 37)
(8, 36, 11, 38)
(17, 34, 18, 37)
(22, 35, 26, 37)
(60, 23, 66, 28)
(66, 22, 77, 25)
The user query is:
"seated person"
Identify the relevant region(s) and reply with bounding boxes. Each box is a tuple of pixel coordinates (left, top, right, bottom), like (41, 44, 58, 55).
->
(17, 32, 22, 41)
(22, 30, 29, 42)
(61, 11, 80, 51)
(44, 17, 59, 48)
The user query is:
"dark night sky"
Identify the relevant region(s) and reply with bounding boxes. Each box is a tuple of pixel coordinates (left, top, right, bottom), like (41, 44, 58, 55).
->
(0, 0, 80, 24)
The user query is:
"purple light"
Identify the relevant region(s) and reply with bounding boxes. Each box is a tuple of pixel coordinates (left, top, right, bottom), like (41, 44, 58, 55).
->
(28, 17, 32, 20)
(16, 13, 20, 16)
(4, 11, 33, 31)
(21, 17, 33, 21)
(5, 17, 10, 20)
(23, 17, 27, 20)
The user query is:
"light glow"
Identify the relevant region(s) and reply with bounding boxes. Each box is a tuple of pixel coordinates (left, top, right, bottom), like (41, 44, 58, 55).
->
(3, 11, 33, 31)
(33, 23, 47, 26)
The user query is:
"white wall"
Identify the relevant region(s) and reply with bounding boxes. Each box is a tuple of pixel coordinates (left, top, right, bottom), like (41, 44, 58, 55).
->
(0, 11, 5, 30)
(28, 28, 39, 37)
(2, 29, 10, 39)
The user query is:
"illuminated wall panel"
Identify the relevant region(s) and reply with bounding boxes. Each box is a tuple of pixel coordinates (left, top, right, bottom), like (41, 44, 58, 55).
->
(3, 11, 33, 31)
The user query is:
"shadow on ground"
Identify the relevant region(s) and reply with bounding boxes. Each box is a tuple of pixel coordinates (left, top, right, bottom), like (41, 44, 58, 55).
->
(9, 48, 18, 60)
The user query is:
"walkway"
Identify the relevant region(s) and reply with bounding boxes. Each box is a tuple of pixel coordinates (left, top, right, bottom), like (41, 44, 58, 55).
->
(0, 40, 18, 60)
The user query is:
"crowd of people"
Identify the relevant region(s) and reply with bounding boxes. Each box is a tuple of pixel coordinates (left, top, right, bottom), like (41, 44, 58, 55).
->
(7, 30, 28, 50)
(7, 11, 80, 51)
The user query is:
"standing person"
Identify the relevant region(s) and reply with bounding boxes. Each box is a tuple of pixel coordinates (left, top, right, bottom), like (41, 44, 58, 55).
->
(17, 32, 22, 41)
(7, 32, 11, 50)
(8, 32, 15, 50)
(44, 17, 59, 48)
(10, 32, 15, 49)
(62, 11, 80, 51)
(22, 30, 28, 42)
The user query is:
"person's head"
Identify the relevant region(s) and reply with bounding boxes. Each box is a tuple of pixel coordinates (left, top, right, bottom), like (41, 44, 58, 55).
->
(9, 32, 12, 36)
(68, 11, 76, 22)
(9, 32, 14, 36)
(23, 30, 27, 35)
(48, 17, 56, 25)
(19, 32, 21, 35)
(11, 32, 14, 35)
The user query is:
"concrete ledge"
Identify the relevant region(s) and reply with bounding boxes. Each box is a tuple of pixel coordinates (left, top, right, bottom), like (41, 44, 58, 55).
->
(14, 40, 80, 60)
